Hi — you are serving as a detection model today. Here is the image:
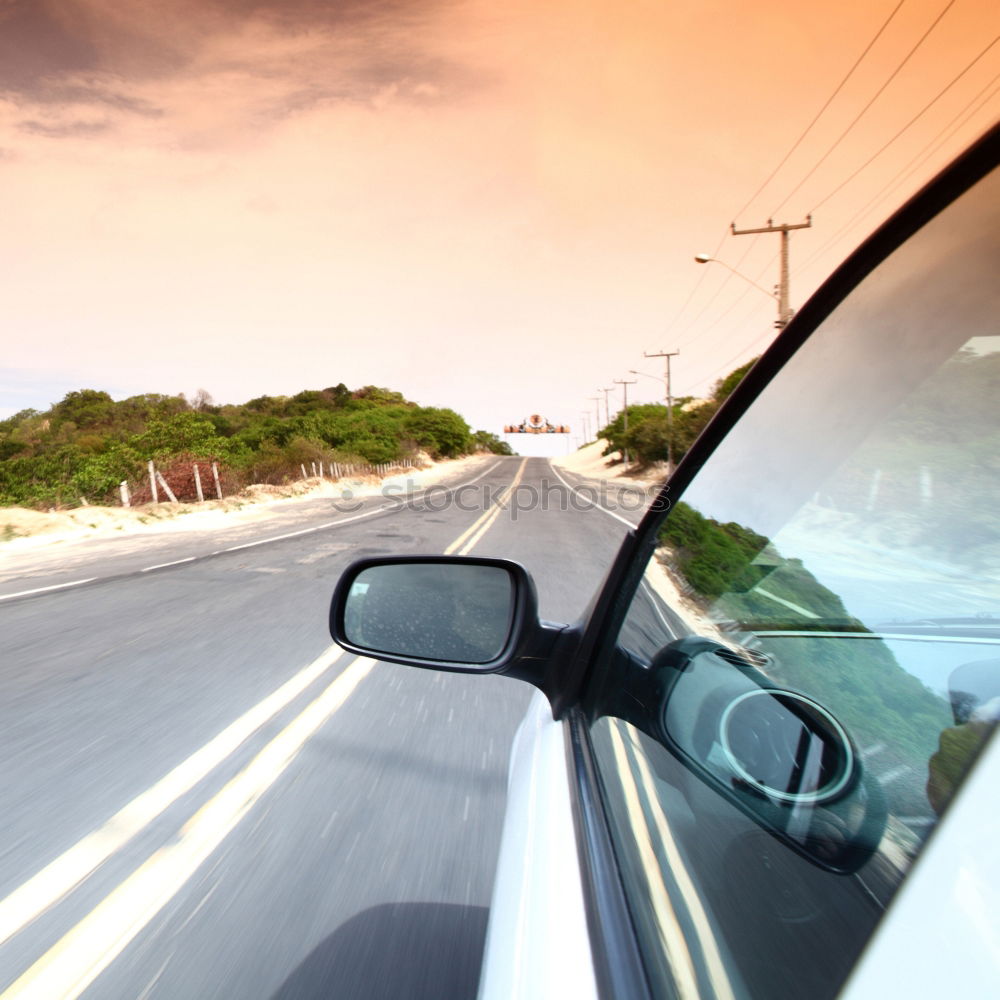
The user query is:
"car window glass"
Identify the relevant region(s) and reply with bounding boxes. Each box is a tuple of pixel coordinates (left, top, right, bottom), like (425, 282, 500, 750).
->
(591, 164, 1000, 999)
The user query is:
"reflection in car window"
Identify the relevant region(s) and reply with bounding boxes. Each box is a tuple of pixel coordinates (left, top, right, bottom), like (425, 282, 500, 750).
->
(594, 165, 999, 998)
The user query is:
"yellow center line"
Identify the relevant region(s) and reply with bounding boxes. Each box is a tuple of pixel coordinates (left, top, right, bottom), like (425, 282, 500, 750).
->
(443, 458, 527, 556)
(0, 459, 531, 997)
(607, 722, 701, 1000)
(1, 658, 377, 1000)
(0, 645, 347, 950)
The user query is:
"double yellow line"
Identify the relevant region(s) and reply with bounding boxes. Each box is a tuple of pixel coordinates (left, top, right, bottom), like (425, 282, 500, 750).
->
(0, 460, 525, 999)
(444, 458, 527, 556)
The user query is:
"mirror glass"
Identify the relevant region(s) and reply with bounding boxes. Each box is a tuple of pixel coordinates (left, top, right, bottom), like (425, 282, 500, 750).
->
(344, 562, 515, 665)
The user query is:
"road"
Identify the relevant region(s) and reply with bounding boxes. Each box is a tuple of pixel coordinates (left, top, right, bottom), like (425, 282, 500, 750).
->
(0, 456, 649, 999)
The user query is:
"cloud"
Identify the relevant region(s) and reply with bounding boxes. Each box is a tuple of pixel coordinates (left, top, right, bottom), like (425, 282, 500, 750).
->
(30, 79, 163, 116)
(18, 116, 110, 137)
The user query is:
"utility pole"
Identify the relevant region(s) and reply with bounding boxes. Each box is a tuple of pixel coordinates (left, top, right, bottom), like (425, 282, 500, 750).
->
(730, 216, 811, 329)
(644, 349, 679, 472)
(599, 388, 613, 430)
(587, 397, 601, 440)
(580, 411, 592, 444)
(613, 378, 637, 464)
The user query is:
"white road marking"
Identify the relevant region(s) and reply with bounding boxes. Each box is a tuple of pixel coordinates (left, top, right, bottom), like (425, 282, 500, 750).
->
(0, 579, 97, 602)
(0, 645, 347, 950)
(320, 810, 339, 839)
(753, 586, 820, 619)
(0, 657, 375, 1000)
(642, 579, 677, 638)
(140, 558, 195, 573)
(213, 506, 392, 554)
(546, 463, 638, 529)
(174, 880, 221, 934)
(134, 951, 175, 1000)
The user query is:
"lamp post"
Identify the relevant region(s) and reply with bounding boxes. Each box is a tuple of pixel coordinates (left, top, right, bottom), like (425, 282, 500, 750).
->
(695, 251, 796, 329)
(629, 369, 668, 399)
(695, 253, 777, 299)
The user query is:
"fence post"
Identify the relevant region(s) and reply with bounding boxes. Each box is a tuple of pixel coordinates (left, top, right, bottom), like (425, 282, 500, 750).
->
(301, 464, 308, 481)
(193, 464, 204, 503)
(212, 462, 223, 500)
(155, 470, 178, 503)
(148, 460, 159, 503)
(319, 461, 324, 479)
(120, 481, 131, 507)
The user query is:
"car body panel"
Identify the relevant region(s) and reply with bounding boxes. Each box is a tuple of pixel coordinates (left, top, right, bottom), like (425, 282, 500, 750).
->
(478, 689, 598, 1000)
(839, 727, 1000, 998)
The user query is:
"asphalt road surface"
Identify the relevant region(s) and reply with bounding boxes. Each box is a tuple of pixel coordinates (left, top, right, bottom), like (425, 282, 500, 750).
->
(0, 456, 651, 999)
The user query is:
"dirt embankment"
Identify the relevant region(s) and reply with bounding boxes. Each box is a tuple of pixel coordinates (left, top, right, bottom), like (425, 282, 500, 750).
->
(551, 439, 668, 489)
(1, 453, 490, 552)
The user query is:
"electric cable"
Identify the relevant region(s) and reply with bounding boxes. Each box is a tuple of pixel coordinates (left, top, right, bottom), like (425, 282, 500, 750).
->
(809, 34, 1000, 213)
(732, 0, 907, 224)
(799, 72, 1000, 273)
(770, 0, 958, 216)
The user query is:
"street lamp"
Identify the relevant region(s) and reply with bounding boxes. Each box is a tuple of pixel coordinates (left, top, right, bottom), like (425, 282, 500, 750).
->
(695, 253, 795, 329)
(628, 369, 668, 399)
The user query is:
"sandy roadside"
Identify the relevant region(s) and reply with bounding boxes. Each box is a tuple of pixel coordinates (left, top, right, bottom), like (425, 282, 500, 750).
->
(0, 452, 493, 553)
(553, 440, 721, 640)
(551, 439, 668, 490)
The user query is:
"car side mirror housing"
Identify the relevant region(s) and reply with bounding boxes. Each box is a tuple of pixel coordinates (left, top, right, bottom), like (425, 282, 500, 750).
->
(330, 556, 563, 683)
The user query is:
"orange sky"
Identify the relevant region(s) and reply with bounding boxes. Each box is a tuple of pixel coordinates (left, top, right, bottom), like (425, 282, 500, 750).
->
(1, 0, 997, 438)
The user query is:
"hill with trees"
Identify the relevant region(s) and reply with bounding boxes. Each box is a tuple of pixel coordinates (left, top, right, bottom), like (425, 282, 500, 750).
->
(0, 384, 511, 509)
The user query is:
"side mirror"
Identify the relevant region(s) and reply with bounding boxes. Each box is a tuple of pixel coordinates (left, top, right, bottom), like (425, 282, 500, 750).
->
(329, 555, 547, 674)
(616, 637, 887, 873)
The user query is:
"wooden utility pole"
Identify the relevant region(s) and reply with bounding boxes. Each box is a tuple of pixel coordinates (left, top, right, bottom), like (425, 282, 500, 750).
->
(731, 217, 811, 329)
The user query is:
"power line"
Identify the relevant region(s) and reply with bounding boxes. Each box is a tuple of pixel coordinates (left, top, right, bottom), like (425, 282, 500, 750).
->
(676, 257, 775, 350)
(771, 0, 959, 216)
(810, 34, 1000, 213)
(660, 227, 729, 341)
(732, 0, 908, 224)
(673, 235, 761, 347)
(799, 72, 1000, 273)
(687, 326, 775, 396)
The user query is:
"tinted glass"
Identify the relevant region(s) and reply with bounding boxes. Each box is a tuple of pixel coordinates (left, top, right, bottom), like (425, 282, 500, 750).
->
(593, 165, 1000, 998)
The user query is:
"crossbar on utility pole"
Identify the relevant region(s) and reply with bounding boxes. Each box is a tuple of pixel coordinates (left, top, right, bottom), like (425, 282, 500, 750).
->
(613, 379, 637, 464)
(644, 349, 679, 472)
(730, 216, 811, 329)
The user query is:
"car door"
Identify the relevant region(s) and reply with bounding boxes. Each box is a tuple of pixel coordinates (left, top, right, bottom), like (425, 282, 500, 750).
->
(564, 122, 1000, 998)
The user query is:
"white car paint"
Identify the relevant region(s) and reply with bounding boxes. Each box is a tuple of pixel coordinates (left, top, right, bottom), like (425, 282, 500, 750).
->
(478, 689, 598, 1000)
(839, 725, 1000, 999)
